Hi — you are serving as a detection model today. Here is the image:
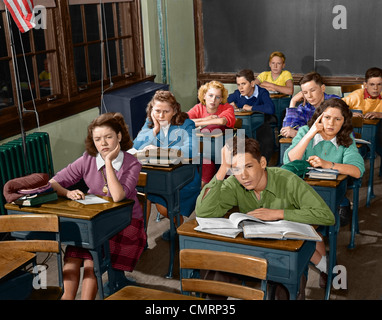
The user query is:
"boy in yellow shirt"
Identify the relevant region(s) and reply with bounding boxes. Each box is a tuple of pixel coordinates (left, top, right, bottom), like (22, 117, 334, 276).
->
(342, 67, 382, 119)
(255, 51, 294, 96)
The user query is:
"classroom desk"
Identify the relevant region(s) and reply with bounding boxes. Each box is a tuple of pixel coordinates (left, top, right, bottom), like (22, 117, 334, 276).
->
(279, 137, 292, 165)
(305, 174, 348, 300)
(139, 162, 199, 279)
(196, 130, 225, 164)
(234, 110, 265, 139)
(5, 196, 134, 299)
(0, 247, 35, 280)
(270, 94, 291, 129)
(0, 247, 36, 300)
(357, 119, 379, 207)
(177, 219, 316, 300)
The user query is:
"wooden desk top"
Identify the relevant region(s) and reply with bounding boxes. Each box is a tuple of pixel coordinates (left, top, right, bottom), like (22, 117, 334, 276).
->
(279, 137, 293, 144)
(0, 247, 35, 279)
(234, 110, 265, 116)
(234, 110, 255, 116)
(4, 196, 134, 220)
(177, 219, 305, 252)
(270, 93, 290, 99)
(362, 118, 379, 125)
(141, 162, 184, 172)
(305, 174, 347, 188)
(105, 285, 202, 300)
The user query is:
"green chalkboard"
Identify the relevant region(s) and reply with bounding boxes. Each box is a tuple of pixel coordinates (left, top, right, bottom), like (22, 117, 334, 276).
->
(198, 0, 382, 78)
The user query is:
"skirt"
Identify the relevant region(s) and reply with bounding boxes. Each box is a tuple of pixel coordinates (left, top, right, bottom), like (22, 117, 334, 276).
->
(64, 217, 147, 272)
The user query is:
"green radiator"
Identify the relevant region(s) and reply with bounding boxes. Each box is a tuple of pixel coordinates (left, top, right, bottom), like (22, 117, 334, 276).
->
(0, 132, 54, 214)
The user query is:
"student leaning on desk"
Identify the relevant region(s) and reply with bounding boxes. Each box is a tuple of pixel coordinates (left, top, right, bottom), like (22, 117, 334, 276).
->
(342, 67, 382, 119)
(228, 69, 276, 162)
(133, 90, 200, 237)
(254, 51, 294, 96)
(280, 71, 340, 138)
(283, 98, 365, 288)
(187, 80, 235, 186)
(49, 112, 147, 300)
(195, 136, 335, 297)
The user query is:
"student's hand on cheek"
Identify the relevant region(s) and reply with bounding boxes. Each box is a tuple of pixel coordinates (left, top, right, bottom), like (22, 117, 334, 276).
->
(309, 113, 324, 135)
(151, 110, 160, 135)
(105, 143, 120, 163)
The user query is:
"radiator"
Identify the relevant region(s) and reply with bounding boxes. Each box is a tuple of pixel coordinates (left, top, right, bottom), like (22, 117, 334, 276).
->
(0, 132, 54, 214)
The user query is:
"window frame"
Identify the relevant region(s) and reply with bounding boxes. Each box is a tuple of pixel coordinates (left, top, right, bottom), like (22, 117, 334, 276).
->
(0, 0, 149, 140)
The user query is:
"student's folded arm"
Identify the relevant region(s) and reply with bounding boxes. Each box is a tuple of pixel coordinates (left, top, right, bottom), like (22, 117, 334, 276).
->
(341, 141, 365, 178)
(195, 178, 237, 218)
(251, 92, 275, 114)
(283, 181, 335, 226)
(133, 122, 156, 150)
(272, 80, 294, 95)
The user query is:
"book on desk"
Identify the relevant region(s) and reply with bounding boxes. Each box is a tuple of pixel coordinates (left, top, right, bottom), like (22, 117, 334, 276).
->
(195, 212, 321, 241)
(13, 190, 58, 207)
(306, 167, 339, 180)
(131, 147, 184, 166)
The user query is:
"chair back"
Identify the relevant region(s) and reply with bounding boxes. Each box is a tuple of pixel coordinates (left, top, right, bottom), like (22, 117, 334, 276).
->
(341, 84, 363, 97)
(0, 214, 63, 299)
(180, 249, 268, 300)
(234, 118, 242, 129)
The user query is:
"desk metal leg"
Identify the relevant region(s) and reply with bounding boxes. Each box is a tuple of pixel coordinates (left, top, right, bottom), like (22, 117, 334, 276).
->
(90, 247, 106, 300)
(325, 224, 338, 300)
(166, 195, 180, 279)
(349, 178, 361, 249)
(366, 155, 376, 207)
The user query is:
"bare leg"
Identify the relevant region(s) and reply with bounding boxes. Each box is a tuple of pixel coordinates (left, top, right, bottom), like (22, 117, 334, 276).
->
(155, 203, 184, 225)
(145, 200, 152, 229)
(310, 235, 326, 265)
(60, 257, 82, 300)
(80, 259, 98, 300)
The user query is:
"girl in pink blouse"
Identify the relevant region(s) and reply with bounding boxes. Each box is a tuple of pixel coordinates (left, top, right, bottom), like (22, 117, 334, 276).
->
(187, 81, 236, 185)
(50, 112, 146, 299)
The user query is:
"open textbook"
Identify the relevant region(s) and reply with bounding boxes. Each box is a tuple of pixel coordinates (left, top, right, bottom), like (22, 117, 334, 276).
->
(195, 212, 321, 241)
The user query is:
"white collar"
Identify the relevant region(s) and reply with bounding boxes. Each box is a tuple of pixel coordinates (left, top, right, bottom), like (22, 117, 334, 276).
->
(161, 123, 171, 137)
(241, 85, 259, 99)
(312, 133, 339, 149)
(96, 150, 124, 171)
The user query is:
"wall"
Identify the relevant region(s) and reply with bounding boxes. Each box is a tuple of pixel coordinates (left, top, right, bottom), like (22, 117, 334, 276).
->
(141, 0, 198, 110)
(0, 108, 99, 173)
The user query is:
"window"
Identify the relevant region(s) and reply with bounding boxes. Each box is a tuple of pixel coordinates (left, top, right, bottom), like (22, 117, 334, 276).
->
(0, 5, 59, 110)
(69, 1, 137, 90)
(0, 0, 148, 139)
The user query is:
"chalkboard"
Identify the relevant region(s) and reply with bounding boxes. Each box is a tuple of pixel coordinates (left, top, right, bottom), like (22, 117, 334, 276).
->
(199, 0, 382, 78)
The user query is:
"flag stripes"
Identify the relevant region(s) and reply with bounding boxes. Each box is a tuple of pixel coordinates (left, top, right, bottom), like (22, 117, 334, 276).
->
(4, 0, 35, 33)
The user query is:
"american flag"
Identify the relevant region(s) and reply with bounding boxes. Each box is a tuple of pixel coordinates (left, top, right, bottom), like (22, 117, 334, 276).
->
(4, 0, 35, 33)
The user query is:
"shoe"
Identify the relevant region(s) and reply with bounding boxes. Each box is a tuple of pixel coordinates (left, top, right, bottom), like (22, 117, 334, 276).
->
(338, 205, 351, 227)
(161, 229, 176, 241)
(319, 272, 328, 289)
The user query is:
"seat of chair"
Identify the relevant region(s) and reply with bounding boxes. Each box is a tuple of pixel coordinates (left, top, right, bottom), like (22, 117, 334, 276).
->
(105, 285, 202, 300)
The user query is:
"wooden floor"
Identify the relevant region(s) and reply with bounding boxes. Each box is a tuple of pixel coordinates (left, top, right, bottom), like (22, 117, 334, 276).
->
(40, 154, 382, 300)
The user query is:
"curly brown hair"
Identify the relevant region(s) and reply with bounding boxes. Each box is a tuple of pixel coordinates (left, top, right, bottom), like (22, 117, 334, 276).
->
(146, 90, 189, 128)
(307, 98, 353, 147)
(85, 112, 133, 156)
